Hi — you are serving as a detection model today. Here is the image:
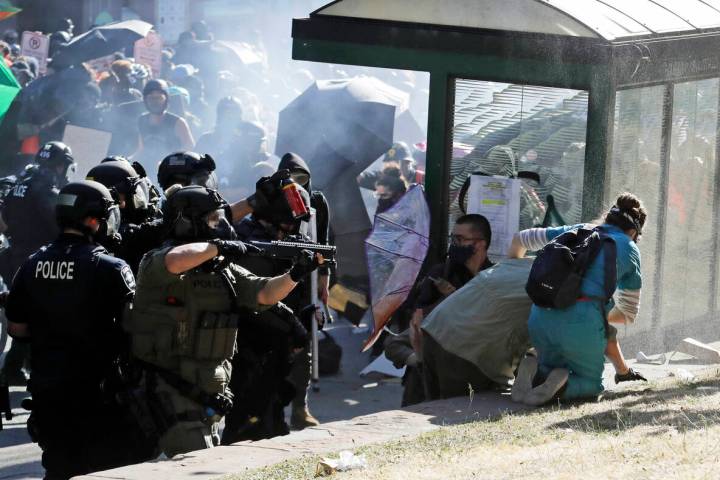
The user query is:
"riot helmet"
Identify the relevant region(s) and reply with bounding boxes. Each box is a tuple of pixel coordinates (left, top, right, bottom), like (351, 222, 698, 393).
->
(56, 180, 121, 239)
(163, 185, 234, 241)
(143, 79, 169, 115)
(86, 160, 150, 214)
(35, 141, 76, 187)
(158, 151, 218, 191)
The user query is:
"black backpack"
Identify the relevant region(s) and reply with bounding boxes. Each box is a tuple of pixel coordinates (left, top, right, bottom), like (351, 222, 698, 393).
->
(526, 226, 617, 309)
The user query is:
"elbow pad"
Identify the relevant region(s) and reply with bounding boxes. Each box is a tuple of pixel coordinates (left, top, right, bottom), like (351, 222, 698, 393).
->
(615, 289, 641, 324)
(517, 228, 548, 251)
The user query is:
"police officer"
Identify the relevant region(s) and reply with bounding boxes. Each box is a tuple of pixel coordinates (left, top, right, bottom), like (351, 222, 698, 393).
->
(86, 159, 165, 273)
(126, 185, 322, 457)
(0, 141, 76, 385)
(157, 151, 218, 192)
(134, 79, 194, 173)
(221, 177, 317, 444)
(6, 180, 153, 479)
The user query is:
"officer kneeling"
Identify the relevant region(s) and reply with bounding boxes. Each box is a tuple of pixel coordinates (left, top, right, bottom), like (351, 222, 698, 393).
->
(6, 180, 153, 480)
(126, 185, 322, 457)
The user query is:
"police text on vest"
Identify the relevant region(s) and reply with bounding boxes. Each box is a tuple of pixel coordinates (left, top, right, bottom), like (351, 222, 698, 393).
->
(35, 261, 75, 280)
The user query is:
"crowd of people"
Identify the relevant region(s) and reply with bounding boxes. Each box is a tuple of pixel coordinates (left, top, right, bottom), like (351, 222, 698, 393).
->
(0, 14, 657, 480)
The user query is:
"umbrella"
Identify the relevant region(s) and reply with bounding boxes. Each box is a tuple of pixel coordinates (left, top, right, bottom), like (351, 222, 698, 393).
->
(213, 40, 264, 66)
(276, 77, 408, 188)
(52, 20, 153, 68)
(362, 185, 431, 352)
(0, 60, 19, 123)
(0, 1, 20, 21)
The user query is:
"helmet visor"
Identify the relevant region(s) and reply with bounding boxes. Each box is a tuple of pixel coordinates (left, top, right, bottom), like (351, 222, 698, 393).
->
(131, 179, 150, 210)
(106, 205, 121, 236)
(192, 171, 218, 190)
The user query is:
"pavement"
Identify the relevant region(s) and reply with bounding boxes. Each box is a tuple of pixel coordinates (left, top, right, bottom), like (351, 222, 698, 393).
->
(3, 320, 720, 480)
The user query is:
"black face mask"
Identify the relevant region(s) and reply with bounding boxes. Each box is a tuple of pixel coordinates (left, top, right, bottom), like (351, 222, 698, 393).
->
(448, 244, 475, 265)
(376, 198, 396, 214)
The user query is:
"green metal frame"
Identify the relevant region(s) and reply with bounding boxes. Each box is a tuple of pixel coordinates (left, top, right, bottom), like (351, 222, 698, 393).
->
(293, 38, 610, 261)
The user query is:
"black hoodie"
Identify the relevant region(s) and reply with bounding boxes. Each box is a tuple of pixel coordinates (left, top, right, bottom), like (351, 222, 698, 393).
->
(278, 153, 331, 249)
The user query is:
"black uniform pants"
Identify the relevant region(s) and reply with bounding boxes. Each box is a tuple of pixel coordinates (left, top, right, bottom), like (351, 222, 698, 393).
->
(32, 386, 154, 480)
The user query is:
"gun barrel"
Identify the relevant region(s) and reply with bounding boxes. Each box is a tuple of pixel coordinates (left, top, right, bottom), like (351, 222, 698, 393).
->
(248, 240, 337, 266)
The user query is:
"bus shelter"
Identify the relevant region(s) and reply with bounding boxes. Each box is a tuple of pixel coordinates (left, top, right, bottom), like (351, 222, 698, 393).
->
(292, 0, 720, 351)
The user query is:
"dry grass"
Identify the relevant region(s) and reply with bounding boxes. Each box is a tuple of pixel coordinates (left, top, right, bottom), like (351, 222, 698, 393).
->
(226, 368, 720, 480)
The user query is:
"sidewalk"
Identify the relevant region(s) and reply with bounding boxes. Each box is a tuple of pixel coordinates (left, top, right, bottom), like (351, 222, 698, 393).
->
(75, 337, 720, 480)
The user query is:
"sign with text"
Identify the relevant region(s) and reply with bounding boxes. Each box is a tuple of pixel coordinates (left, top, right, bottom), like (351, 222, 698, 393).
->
(20, 31, 49, 75)
(133, 31, 163, 77)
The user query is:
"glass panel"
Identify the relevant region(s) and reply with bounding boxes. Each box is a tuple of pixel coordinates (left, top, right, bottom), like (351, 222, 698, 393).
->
(547, 0, 651, 40)
(599, 0, 693, 33)
(661, 79, 719, 326)
(651, 0, 720, 28)
(450, 79, 588, 256)
(608, 86, 666, 331)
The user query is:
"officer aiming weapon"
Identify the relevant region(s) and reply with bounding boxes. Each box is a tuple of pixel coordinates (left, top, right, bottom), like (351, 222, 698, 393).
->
(247, 238, 337, 266)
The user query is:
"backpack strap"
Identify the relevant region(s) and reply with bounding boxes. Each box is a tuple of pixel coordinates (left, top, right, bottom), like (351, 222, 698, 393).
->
(597, 229, 617, 338)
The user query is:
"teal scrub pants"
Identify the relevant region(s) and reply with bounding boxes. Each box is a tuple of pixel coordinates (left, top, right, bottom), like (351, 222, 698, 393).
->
(527, 301, 607, 400)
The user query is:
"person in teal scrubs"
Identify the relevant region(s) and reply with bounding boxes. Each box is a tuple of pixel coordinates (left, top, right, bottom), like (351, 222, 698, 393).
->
(509, 193, 646, 406)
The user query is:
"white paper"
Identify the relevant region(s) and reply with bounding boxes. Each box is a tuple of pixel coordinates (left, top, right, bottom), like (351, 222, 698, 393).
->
(359, 352, 406, 377)
(62, 125, 112, 182)
(21, 31, 49, 75)
(467, 175, 521, 257)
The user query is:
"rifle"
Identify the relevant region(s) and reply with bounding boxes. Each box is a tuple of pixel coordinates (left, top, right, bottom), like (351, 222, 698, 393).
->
(248, 239, 337, 266)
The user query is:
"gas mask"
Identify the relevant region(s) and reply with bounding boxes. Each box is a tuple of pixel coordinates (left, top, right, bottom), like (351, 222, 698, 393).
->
(204, 208, 237, 240)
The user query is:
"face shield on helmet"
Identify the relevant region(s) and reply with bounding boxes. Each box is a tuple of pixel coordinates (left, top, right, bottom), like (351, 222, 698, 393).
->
(105, 205, 121, 236)
(130, 179, 150, 210)
(191, 171, 218, 190)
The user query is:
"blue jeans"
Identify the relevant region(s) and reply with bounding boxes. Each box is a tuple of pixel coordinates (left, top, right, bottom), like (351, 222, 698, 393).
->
(528, 302, 607, 400)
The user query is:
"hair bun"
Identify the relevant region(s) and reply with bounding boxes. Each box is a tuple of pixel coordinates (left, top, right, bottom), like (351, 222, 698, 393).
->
(616, 193, 641, 212)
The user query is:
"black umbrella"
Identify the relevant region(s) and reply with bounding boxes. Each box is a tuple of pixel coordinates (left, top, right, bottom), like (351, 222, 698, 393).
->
(276, 77, 407, 189)
(276, 77, 410, 295)
(52, 20, 153, 69)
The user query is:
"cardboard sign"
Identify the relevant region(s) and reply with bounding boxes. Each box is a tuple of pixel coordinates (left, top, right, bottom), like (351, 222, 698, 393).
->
(62, 125, 112, 181)
(20, 31, 49, 75)
(133, 31, 163, 77)
(84, 54, 116, 76)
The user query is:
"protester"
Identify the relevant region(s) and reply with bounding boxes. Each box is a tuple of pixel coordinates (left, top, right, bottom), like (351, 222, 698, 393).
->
(374, 167, 408, 215)
(398, 214, 494, 403)
(509, 193, 646, 406)
(358, 142, 417, 190)
(133, 79, 194, 173)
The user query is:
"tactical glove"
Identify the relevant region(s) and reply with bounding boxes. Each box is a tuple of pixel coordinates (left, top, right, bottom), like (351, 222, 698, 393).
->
(247, 169, 291, 212)
(210, 239, 263, 262)
(289, 249, 320, 282)
(614, 368, 647, 384)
